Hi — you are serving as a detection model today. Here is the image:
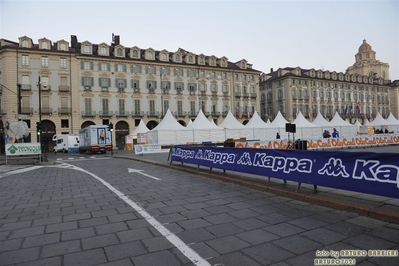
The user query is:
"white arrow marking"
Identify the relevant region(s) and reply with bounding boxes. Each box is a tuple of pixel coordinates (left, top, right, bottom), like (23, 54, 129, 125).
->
(128, 168, 161, 181)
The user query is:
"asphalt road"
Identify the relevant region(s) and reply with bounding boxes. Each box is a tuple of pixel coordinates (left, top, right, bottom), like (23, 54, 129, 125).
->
(0, 147, 398, 265)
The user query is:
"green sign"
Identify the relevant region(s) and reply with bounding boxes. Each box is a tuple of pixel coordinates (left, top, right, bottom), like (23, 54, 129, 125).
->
(6, 143, 41, 155)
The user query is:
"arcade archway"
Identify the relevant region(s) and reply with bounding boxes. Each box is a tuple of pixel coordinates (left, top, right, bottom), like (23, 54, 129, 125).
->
(115, 121, 129, 150)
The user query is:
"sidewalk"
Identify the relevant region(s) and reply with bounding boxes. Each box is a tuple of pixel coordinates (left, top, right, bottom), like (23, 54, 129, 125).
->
(111, 146, 399, 224)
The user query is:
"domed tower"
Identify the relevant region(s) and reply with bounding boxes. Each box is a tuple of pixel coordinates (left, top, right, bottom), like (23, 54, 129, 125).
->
(346, 39, 390, 80)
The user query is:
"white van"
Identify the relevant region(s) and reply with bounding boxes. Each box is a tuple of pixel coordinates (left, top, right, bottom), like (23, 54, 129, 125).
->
(53, 134, 80, 153)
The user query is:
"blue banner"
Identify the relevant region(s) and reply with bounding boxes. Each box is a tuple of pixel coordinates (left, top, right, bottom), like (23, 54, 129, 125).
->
(171, 146, 399, 199)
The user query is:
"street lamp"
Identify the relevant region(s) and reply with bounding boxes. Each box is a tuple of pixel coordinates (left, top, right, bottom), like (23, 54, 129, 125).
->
(160, 67, 165, 117)
(36, 76, 43, 162)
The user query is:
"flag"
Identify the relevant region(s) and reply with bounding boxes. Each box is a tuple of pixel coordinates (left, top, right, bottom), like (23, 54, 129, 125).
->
(345, 105, 348, 114)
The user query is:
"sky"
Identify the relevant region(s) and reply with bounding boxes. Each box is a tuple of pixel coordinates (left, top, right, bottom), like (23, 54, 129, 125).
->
(1, 0, 398, 80)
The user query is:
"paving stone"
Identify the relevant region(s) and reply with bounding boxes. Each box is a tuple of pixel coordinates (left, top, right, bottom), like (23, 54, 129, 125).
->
(203, 213, 237, 225)
(41, 240, 81, 257)
(17, 256, 62, 266)
(141, 235, 175, 252)
(205, 223, 245, 237)
(64, 248, 107, 266)
(177, 228, 216, 244)
(342, 234, 397, 250)
(0, 230, 10, 241)
(97, 259, 134, 266)
(233, 217, 270, 230)
(177, 218, 212, 230)
(236, 228, 280, 245)
(9, 225, 44, 239)
(208, 251, 262, 266)
(32, 215, 62, 226)
(263, 223, 306, 237)
(300, 227, 348, 245)
(323, 221, 371, 237)
(117, 228, 154, 243)
(127, 219, 151, 230)
(79, 217, 109, 227)
(105, 241, 147, 261)
(62, 227, 96, 241)
(346, 216, 389, 229)
(95, 221, 129, 234)
(0, 238, 22, 251)
(82, 234, 119, 250)
(286, 250, 319, 266)
(228, 208, 260, 219)
(45, 221, 78, 233)
(186, 242, 219, 259)
(22, 232, 60, 248)
(273, 235, 323, 255)
(0, 247, 40, 265)
(0, 220, 32, 231)
(158, 205, 188, 215)
(180, 209, 211, 220)
(131, 250, 186, 266)
(242, 242, 295, 265)
(63, 212, 92, 222)
(257, 213, 293, 225)
(288, 216, 328, 230)
(107, 213, 137, 223)
(366, 226, 399, 243)
(156, 213, 187, 224)
(205, 235, 250, 254)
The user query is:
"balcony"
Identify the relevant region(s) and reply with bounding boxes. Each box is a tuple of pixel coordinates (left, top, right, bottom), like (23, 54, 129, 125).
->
(116, 111, 130, 117)
(250, 93, 257, 98)
(21, 107, 33, 115)
(101, 86, 109, 92)
(59, 85, 70, 92)
(211, 112, 221, 117)
(223, 92, 229, 97)
(200, 92, 206, 97)
(41, 107, 52, 115)
(186, 111, 196, 117)
(99, 110, 113, 117)
(83, 86, 92, 92)
(242, 92, 249, 98)
(21, 84, 31, 91)
(132, 111, 145, 117)
(148, 88, 155, 94)
(147, 111, 160, 117)
(211, 92, 217, 97)
(81, 110, 96, 117)
(58, 108, 71, 115)
(176, 111, 185, 117)
(133, 87, 140, 93)
(234, 92, 241, 98)
(222, 111, 228, 117)
(41, 85, 51, 92)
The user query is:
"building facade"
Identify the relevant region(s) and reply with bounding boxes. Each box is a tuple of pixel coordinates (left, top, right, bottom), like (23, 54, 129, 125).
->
(0, 35, 261, 152)
(260, 40, 398, 123)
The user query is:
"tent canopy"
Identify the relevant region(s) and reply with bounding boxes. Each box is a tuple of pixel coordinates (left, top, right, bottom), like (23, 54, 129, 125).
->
(245, 111, 270, 128)
(270, 111, 289, 127)
(312, 112, 330, 126)
(151, 109, 186, 131)
(219, 111, 245, 129)
(130, 119, 149, 135)
(186, 110, 220, 129)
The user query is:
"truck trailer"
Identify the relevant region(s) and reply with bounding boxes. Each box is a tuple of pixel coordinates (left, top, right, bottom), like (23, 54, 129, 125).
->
(79, 125, 112, 154)
(52, 134, 80, 153)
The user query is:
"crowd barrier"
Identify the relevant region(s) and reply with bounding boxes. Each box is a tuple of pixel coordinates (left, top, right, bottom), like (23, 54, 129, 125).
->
(170, 145, 399, 199)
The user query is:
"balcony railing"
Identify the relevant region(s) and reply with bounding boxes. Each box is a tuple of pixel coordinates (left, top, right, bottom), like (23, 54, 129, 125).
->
(176, 111, 185, 117)
(116, 111, 130, 117)
(211, 112, 221, 117)
(147, 111, 160, 116)
(242, 92, 249, 98)
(81, 110, 96, 117)
(41, 107, 52, 115)
(21, 107, 33, 115)
(133, 87, 140, 93)
(250, 93, 257, 98)
(58, 108, 71, 115)
(99, 110, 113, 117)
(187, 111, 197, 117)
(21, 84, 31, 91)
(41, 85, 51, 91)
(132, 111, 145, 117)
(59, 85, 70, 92)
(222, 111, 228, 117)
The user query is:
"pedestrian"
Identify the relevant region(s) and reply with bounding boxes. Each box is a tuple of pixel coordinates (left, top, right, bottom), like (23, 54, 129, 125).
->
(323, 130, 331, 138)
(332, 128, 339, 138)
(276, 132, 280, 139)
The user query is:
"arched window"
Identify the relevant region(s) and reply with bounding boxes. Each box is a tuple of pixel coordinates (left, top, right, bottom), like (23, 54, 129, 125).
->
(100, 46, 106, 55)
(175, 54, 180, 61)
(84, 45, 90, 53)
(42, 42, 48, 49)
(162, 53, 167, 60)
(117, 48, 122, 56)
(22, 40, 28, 48)
(133, 50, 138, 57)
(60, 43, 66, 51)
(147, 51, 153, 59)
(188, 56, 193, 63)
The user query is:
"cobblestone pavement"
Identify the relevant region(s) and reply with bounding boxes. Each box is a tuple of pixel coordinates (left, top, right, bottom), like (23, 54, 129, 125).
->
(0, 145, 398, 265)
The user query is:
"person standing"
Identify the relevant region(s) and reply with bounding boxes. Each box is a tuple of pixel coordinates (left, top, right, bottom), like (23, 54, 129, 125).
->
(332, 128, 339, 138)
(276, 132, 280, 139)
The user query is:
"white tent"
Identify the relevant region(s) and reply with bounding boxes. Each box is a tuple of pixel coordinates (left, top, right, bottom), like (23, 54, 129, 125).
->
(330, 111, 351, 126)
(327, 111, 357, 137)
(185, 110, 225, 143)
(353, 120, 362, 127)
(130, 119, 149, 136)
(386, 113, 399, 125)
(147, 109, 192, 144)
(266, 119, 272, 125)
(369, 113, 396, 126)
(219, 111, 252, 140)
(270, 111, 289, 128)
(312, 112, 330, 127)
(292, 111, 321, 139)
(187, 119, 193, 127)
(219, 111, 245, 129)
(364, 118, 370, 125)
(245, 111, 269, 128)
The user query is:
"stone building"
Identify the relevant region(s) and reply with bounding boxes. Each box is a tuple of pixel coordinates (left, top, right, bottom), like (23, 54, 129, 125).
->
(260, 40, 398, 123)
(0, 35, 260, 152)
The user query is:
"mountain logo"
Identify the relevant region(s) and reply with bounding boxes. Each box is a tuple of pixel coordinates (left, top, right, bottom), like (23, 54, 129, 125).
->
(7, 145, 18, 154)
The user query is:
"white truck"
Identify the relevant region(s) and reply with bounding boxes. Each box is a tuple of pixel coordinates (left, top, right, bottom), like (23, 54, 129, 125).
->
(53, 134, 80, 153)
(79, 125, 112, 154)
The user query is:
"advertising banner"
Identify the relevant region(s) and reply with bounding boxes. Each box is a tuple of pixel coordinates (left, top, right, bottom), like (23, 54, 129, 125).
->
(134, 144, 169, 155)
(171, 146, 399, 198)
(6, 143, 41, 156)
(137, 133, 147, 144)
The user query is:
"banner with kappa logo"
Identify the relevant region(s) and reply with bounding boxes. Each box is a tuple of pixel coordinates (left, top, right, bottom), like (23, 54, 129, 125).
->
(171, 146, 399, 198)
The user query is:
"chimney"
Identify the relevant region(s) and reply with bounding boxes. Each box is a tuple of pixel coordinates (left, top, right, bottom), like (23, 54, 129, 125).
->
(71, 35, 77, 48)
(270, 68, 273, 73)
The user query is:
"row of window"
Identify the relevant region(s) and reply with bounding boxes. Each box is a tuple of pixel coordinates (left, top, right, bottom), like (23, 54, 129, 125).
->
(268, 80, 388, 91)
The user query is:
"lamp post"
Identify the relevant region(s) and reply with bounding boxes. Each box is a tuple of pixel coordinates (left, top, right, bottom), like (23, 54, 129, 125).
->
(37, 76, 42, 160)
(160, 67, 164, 118)
(17, 83, 22, 117)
